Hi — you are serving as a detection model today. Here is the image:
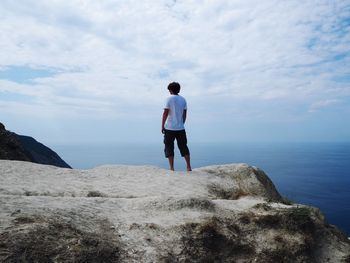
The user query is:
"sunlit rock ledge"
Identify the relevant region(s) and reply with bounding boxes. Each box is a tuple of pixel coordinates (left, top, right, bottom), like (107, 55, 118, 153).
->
(0, 160, 349, 262)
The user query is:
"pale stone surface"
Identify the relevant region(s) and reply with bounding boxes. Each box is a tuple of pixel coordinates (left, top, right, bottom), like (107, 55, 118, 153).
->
(0, 160, 349, 262)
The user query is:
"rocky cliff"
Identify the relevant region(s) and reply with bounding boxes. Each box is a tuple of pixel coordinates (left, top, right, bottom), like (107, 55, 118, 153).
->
(0, 122, 71, 168)
(0, 160, 349, 262)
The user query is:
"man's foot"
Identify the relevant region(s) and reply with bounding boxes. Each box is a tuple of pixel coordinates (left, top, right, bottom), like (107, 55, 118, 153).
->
(187, 167, 192, 172)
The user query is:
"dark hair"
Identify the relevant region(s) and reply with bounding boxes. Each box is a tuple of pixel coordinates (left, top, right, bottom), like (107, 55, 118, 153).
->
(168, 82, 181, 94)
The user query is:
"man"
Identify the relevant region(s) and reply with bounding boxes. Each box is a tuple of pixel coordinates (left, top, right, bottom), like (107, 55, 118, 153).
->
(161, 82, 192, 171)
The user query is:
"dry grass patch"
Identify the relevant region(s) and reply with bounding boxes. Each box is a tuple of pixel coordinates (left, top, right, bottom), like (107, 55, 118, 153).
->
(176, 217, 253, 262)
(208, 184, 249, 200)
(0, 215, 121, 263)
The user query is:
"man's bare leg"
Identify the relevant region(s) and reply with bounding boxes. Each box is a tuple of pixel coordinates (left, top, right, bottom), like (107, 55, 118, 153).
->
(168, 156, 175, 171)
(184, 155, 192, 171)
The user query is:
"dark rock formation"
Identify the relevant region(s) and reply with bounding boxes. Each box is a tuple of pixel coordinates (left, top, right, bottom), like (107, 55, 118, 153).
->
(0, 122, 71, 168)
(0, 123, 32, 162)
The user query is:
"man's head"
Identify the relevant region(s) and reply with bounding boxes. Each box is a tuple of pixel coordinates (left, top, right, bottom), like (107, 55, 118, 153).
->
(168, 82, 181, 95)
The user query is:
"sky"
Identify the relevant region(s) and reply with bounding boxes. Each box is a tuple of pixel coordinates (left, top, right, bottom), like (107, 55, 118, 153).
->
(0, 0, 349, 145)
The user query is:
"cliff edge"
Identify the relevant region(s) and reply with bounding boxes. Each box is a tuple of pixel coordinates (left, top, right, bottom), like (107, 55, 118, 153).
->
(0, 160, 349, 262)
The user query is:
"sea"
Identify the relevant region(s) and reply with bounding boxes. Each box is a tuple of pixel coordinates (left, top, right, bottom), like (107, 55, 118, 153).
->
(54, 142, 350, 236)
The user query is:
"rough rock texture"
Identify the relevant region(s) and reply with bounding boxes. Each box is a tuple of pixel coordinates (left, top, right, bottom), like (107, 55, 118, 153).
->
(0, 160, 349, 262)
(0, 122, 71, 168)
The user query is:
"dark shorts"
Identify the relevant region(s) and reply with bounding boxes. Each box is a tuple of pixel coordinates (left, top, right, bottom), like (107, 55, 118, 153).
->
(163, 129, 190, 158)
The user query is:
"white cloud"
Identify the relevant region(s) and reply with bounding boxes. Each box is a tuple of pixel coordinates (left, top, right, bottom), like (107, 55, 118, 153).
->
(0, 0, 349, 135)
(309, 99, 340, 112)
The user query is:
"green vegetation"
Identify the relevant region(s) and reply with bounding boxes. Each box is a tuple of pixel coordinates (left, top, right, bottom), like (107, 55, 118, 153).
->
(284, 206, 315, 232)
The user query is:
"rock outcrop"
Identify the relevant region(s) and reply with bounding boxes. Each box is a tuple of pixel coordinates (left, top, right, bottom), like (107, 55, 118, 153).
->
(0, 160, 349, 262)
(0, 122, 71, 168)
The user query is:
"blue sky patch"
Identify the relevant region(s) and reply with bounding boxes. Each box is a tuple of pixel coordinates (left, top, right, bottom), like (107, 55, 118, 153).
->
(332, 75, 350, 83)
(0, 65, 57, 84)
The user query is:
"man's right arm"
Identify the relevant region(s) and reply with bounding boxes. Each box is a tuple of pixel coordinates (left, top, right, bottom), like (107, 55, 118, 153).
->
(162, 109, 169, 134)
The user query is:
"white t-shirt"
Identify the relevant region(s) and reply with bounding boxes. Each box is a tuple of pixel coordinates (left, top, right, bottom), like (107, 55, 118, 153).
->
(164, 95, 187, 130)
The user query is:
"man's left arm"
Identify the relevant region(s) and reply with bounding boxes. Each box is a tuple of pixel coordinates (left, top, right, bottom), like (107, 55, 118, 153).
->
(182, 109, 187, 124)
